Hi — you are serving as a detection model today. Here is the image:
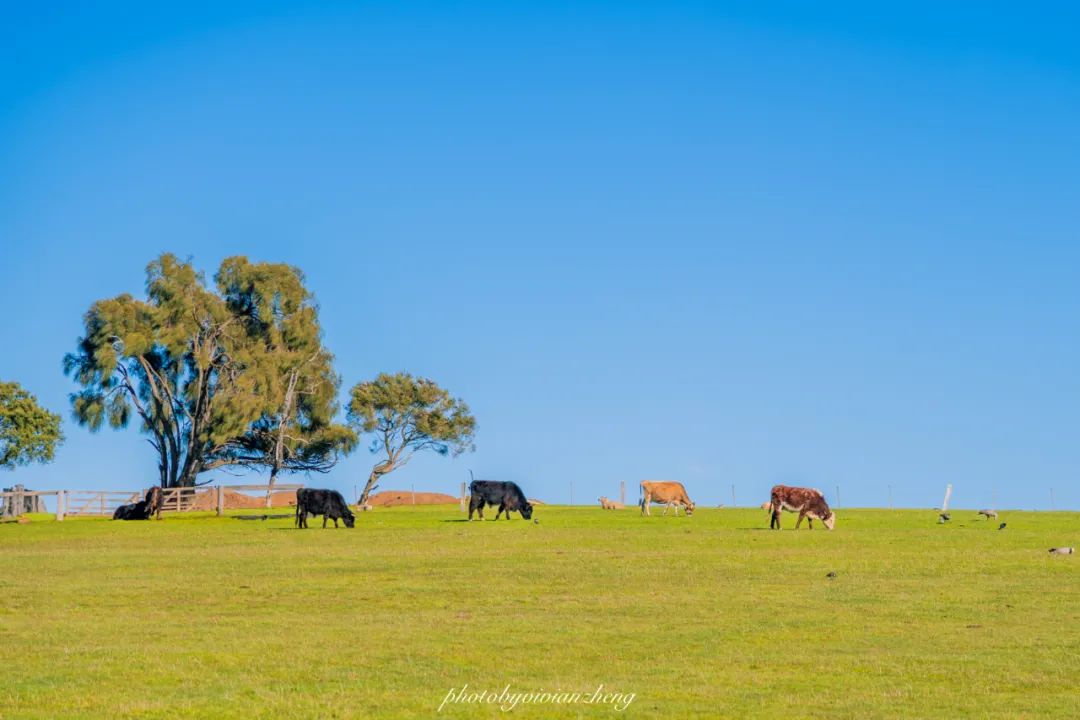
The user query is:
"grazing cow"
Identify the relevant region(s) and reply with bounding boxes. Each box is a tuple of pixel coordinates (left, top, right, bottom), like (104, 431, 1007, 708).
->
(768, 485, 835, 530)
(468, 481, 533, 520)
(598, 496, 625, 510)
(639, 481, 695, 517)
(978, 509, 998, 520)
(112, 486, 163, 521)
(295, 488, 355, 528)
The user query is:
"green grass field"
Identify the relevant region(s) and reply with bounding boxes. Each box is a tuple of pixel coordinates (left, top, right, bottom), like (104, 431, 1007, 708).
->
(1, 506, 1078, 718)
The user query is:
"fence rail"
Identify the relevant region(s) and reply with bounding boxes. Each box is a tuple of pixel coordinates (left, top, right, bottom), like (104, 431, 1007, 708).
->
(1, 483, 306, 522)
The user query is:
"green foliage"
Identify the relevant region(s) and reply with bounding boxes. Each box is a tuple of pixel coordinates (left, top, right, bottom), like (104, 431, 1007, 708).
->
(217, 257, 356, 485)
(347, 372, 475, 502)
(63, 253, 353, 487)
(0, 381, 63, 469)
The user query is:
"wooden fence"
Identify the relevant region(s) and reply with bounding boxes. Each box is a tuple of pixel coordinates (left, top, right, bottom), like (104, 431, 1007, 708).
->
(1, 483, 305, 522)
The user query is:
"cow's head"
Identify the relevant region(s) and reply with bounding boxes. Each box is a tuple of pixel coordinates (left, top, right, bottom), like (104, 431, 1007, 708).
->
(822, 511, 836, 530)
(521, 502, 534, 520)
(343, 511, 356, 528)
(686, 502, 696, 516)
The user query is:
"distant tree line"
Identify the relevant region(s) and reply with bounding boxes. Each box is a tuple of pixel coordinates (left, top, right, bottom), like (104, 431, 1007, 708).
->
(0, 253, 476, 493)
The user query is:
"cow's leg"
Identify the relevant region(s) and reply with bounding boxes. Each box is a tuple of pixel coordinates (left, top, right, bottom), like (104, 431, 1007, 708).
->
(807, 517, 814, 530)
(495, 505, 503, 520)
(795, 511, 805, 529)
(674, 504, 680, 517)
(322, 515, 328, 529)
(333, 517, 339, 528)
(770, 508, 780, 530)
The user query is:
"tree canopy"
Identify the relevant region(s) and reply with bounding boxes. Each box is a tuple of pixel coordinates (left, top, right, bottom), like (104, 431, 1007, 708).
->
(64, 253, 354, 487)
(218, 257, 357, 495)
(347, 372, 475, 505)
(0, 381, 63, 470)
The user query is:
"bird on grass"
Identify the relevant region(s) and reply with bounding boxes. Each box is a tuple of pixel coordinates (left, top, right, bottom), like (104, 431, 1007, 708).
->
(938, 512, 951, 523)
(826, 571, 837, 579)
(998, 522, 1007, 530)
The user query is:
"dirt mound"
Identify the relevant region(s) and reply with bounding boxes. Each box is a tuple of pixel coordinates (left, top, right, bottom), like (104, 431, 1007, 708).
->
(368, 490, 458, 507)
(188, 489, 299, 511)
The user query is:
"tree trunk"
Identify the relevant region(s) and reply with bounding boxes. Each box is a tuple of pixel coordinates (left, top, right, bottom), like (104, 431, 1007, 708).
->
(266, 465, 279, 508)
(358, 462, 393, 506)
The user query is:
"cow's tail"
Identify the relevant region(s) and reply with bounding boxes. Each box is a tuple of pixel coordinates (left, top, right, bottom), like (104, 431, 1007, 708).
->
(295, 495, 302, 527)
(638, 482, 645, 514)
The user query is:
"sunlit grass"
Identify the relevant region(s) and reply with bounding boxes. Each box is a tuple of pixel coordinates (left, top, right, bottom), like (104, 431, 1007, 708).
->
(1, 506, 1078, 718)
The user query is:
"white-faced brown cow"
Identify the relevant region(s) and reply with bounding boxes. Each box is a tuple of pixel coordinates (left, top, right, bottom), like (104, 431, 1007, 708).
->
(768, 485, 835, 530)
(639, 481, 695, 517)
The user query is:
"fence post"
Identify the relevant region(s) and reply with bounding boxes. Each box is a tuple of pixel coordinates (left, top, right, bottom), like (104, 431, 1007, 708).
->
(460, 482, 466, 512)
(620, 480, 625, 506)
(56, 490, 65, 522)
(216, 485, 224, 517)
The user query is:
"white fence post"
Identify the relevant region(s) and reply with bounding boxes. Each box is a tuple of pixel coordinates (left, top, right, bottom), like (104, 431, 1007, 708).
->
(56, 490, 65, 522)
(216, 485, 224, 517)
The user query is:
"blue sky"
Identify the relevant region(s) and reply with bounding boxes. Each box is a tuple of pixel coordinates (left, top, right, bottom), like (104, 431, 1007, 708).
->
(2, 2, 1078, 509)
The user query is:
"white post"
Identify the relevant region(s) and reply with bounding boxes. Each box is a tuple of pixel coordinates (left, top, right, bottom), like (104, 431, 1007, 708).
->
(620, 480, 626, 506)
(941, 484, 953, 513)
(56, 490, 66, 522)
(216, 485, 224, 517)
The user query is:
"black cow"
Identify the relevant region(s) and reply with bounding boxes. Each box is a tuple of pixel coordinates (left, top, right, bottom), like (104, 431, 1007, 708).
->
(112, 486, 163, 521)
(295, 488, 355, 528)
(468, 480, 533, 521)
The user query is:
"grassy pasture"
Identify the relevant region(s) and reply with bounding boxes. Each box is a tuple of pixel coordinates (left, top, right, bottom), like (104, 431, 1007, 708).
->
(1, 506, 1077, 719)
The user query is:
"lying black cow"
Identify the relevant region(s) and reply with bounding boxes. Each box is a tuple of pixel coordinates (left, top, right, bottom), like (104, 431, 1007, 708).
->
(469, 480, 533, 521)
(295, 488, 355, 528)
(112, 486, 163, 521)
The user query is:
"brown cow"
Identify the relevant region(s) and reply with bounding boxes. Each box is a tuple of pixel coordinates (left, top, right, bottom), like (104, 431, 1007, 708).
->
(768, 485, 835, 530)
(640, 481, 695, 517)
(598, 497, 625, 510)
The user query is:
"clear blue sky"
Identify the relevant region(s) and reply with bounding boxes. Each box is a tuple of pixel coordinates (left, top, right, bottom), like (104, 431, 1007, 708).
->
(2, 2, 1078, 509)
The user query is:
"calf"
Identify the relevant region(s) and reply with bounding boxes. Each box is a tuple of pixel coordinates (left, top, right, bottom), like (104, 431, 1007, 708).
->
(295, 488, 355, 528)
(598, 496, 625, 510)
(112, 487, 163, 521)
(768, 485, 835, 530)
(639, 481, 695, 517)
(469, 480, 533, 520)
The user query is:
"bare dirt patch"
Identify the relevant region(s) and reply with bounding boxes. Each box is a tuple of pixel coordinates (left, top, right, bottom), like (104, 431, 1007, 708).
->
(368, 490, 458, 507)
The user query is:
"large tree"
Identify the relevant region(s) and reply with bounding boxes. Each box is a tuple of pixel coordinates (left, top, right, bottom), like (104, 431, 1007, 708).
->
(347, 372, 475, 505)
(217, 257, 356, 500)
(64, 253, 352, 487)
(0, 381, 63, 470)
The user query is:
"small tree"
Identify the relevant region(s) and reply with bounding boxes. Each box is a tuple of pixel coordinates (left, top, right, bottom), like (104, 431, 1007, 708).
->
(0, 381, 63, 470)
(347, 373, 475, 505)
